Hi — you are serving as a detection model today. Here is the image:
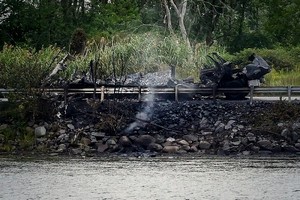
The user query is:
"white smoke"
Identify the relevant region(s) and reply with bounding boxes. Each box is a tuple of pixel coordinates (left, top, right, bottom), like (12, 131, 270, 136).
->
(125, 92, 155, 133)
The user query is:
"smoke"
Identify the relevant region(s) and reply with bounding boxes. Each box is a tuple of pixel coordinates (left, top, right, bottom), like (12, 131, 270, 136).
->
(125, 92, 155, 133)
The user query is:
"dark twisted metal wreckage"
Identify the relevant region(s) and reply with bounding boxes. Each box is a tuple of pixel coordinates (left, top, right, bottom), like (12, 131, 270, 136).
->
(45, 53, 271, 100)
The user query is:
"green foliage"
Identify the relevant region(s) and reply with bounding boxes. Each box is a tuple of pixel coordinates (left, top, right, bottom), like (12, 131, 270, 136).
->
(0, 124, 35, 152)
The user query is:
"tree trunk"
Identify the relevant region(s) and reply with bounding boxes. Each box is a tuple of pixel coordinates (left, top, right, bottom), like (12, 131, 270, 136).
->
(170, 0, 191, 49)
(162, 0, 174, 34)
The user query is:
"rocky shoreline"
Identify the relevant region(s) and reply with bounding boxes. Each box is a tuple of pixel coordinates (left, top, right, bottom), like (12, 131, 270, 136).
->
(1, 99, 300, 158)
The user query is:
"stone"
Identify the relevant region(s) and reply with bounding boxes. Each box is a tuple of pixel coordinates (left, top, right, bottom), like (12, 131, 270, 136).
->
(118, 136, 132, 147)
(257, 139, 273, 150)
(182, 134, 198, 142)
(138, 135, 156, 148)
(242, 151, 251, 156)
(97, 143, 109, 153)
(199, 141, 211, 150)
(281, 128, 290, 138)
(57, 144, 67, 152)
(295, 143, 300, 149)
(246, 132, 256, 142)
(148, 143, 163, 152)
(162, 145, 180, 153)
(189, 145, 198, 152)
(81, 137, 91, 146)
(35, 126, 47, 137)
(71, 148, 82, 155)
(91, 132, 106, 138)
(67, 124, 75, 130)
(230, 140, 241, 146)
(225, 120, 235, 130)
(166, 137, 176, 142)
(106, 139, 117, 146)
(292, 123, 300, 131)
(215, 123, 225, 133)
(178, 140, 189, 146)
(181, 145, 191, 151)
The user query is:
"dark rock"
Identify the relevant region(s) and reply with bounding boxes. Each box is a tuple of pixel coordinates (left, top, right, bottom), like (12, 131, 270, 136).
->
(81, 137, 91, 146)
(148, 143, 163, 152)
(97, 143, 109, 153)
(199, 141, 211, 150)
(257, 139, 273, 150)
(35, 126, 47, 137)
(163, 145, 179, 153)
(182, 134, 198, 143)
(118, 136, 132, 147)
(137, 135, 156, 148)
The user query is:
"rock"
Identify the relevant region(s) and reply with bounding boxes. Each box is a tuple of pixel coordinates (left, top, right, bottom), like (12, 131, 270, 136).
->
(162, 145, 180, 153)
(35, 126, 47, 137)
(181, 145, 191, 151)
(199, 141, 211, 150)
(118, 136, 132, 147)
(283, 145, 299, 152)
(71, 148, 82, 155)
(246, 132, 256, 142)
(67, 124, 75, 130)
(292, 132, 299, 142)
(57, 144, 67, 152)
(292, 123, 300, 131)
(182, 134, 198, 143)
(230, 139, 241, 146)
(190, 145, 198, 152)
(91, 132, 106, 138)
(154, 134, 165, 144)
(148, 143, 163, 152)
(106, 139, 117, 146)
(281, 128, 290, 138)
(178, 140, 189, 146)
(97, 143, 109, 153)
(225, 120, 235, 130)
(295, 143, 300, 149)
(166, 137, 176, 142)
(242, 151, 251, 156)
(138, 135, 156, 148)
(257, 139, 273, 150)
(215, 123, 225, 133)
(81, 137, 91, 146)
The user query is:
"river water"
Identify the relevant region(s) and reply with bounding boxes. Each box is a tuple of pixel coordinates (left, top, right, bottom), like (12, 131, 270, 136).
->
(0, 156, 299, 200)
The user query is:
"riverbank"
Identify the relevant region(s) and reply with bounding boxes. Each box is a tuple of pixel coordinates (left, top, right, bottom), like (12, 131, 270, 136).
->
(1, 99, 300, 157)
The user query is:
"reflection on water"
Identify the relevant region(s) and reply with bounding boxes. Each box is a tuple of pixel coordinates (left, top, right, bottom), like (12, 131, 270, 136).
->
(0, 156, 300, 200)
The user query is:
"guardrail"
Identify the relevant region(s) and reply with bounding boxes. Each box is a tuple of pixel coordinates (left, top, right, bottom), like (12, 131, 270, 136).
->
(1, 86, 300, 104)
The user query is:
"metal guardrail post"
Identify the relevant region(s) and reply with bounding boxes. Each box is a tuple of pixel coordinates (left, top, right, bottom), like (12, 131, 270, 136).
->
(249, 86, 254, 105)
(100, 86, 105, 101)
(138, 86, 141, 102)
(175, 84, 182, 102)
(288, 86, 292, 102)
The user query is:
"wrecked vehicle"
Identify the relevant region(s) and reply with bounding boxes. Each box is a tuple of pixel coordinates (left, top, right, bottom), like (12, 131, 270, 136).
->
(200, 53, 271, 100)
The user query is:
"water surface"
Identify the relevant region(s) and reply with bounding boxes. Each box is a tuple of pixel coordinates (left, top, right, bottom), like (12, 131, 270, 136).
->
(0, 156, 299, 200)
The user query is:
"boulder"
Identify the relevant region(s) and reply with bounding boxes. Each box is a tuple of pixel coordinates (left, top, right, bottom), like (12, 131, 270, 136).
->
(138, 135, 156, 148)
(199, 141, 211, 150)
(162, 145, 180, 153)
(81, 137, 91, 146)
(182, 134, 198, 143)
(257, 139, 273, 150)
(178, 140, 189, 146)
(35, 126, 47, 137)
(118, 136, 132, 147)
(148, 143, 163, 152)
(97, 143, 109, 153)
